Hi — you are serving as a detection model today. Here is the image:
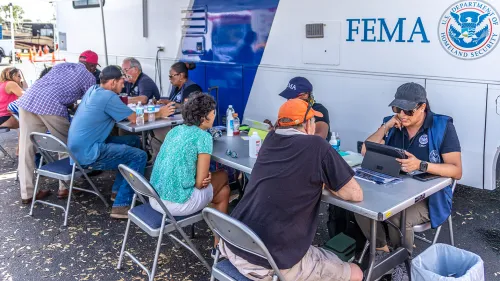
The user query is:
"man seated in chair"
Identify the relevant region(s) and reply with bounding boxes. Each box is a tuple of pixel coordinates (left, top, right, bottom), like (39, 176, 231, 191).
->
(219, 99, 364, 281)
(68, 66, 175, 219)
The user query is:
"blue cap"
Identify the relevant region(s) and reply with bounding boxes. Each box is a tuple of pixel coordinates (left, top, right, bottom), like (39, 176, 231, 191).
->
(279, 77, 313, 99)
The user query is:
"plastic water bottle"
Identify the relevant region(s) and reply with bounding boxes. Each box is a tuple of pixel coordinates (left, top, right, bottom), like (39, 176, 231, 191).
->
(233, 113, 240, 135)
(136, 101, 145, 126)
(226, 105, 234, 136)
(330, 132, 341, 151)
(249, 132, 261, 158)
(147, 99, 155, 122)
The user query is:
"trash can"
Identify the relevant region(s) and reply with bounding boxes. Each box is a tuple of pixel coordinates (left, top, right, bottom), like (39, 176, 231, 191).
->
(411, 243, 484, 281)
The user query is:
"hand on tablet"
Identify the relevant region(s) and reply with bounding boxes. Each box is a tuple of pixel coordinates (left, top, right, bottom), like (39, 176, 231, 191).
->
(396, 151, 420, 173)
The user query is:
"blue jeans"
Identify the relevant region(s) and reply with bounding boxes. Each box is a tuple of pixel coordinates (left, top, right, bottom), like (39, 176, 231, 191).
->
(84, 135, 147, 207)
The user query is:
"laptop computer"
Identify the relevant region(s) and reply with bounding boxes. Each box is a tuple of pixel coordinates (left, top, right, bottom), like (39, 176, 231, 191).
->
(243, 118, 271, 131)
(361, 141, 407, 177)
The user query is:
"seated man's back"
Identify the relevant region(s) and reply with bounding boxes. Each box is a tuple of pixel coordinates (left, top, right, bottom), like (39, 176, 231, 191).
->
(229, 130, 354, 269)
(221, 99, 363, 281)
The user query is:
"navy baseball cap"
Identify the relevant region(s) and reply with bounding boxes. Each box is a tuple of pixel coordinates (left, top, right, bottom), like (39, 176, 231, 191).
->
(279, 77, 313, 99)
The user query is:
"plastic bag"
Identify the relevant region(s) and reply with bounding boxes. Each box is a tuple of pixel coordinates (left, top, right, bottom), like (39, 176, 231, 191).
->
(411, 243, 484, 281)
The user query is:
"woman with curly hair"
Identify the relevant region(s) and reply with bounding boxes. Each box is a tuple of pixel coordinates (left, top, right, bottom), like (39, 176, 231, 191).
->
(150, 92, 230, 244)
(0, 67, 27, 128)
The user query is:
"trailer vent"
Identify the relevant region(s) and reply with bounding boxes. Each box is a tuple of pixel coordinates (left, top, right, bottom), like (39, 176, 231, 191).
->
(305, 24, 324, 38)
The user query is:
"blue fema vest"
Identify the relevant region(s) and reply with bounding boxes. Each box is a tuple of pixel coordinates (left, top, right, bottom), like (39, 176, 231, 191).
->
(169, 79, 197, 103)
(383, 113, 453, 229)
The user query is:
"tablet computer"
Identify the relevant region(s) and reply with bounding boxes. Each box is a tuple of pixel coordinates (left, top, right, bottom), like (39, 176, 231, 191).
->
(361, 141, 407, 177)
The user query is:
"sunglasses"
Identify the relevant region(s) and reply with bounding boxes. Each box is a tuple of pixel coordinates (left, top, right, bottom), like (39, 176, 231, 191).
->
(392, 105, 421, 116)
(225, 149, 238, 158)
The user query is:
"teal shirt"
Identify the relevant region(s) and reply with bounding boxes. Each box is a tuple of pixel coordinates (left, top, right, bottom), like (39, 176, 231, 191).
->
(150, 124, 213, 203)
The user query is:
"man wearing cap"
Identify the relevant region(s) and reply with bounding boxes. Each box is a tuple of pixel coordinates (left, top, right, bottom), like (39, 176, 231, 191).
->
(276, 76, 356, 241)
(79, 50, 101, 84)
(17, 60, 96, 204)
(68, 66, 175, 218)
(276, 76, 331, 141)
(121, 57, 160, 104)
(355, 82, 462, 280)
(219, 99, 364, 281)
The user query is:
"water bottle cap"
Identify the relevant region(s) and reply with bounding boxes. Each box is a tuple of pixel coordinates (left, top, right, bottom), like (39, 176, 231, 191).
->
(229, 105, 233, 108)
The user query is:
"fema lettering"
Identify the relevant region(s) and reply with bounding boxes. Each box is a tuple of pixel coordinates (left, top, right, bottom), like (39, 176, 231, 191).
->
(346, 18, 430, 43)
(438, 0, 500, 60)
(288, 83, 296, 90)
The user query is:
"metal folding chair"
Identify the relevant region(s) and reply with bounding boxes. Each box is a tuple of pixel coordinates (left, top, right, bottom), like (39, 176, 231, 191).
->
(202, 208, 286, 281)
(29, 133, 109, 226)
(413, 179, 457, 246)
(116, 164, 210, 281)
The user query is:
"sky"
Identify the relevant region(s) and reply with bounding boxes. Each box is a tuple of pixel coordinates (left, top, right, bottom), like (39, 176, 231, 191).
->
(5, 0, 54, 22)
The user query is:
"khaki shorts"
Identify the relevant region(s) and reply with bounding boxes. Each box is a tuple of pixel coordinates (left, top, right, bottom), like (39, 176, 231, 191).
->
(219, 241, 351, 281)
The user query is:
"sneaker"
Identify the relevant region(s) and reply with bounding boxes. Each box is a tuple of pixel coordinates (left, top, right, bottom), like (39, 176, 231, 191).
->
(391, 263, 409, 281)
(211, 246, 218, 259)
(110, 206, 129, 219)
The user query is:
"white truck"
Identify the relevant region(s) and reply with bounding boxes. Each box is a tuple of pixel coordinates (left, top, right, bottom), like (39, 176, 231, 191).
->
(55, 0, 500, 190)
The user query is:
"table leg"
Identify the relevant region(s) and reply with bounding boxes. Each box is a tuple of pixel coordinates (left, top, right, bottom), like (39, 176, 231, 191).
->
(365, 219, 377, 281)
(141, 131, 147, 150)
(400, 209, 412, 281)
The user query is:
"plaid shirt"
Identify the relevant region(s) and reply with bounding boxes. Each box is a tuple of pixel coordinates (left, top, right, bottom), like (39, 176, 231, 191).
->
(18, 63, 95, 117)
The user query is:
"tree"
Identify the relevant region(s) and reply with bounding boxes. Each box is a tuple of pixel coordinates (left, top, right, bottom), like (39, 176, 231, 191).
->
(0, 4, 25, 26)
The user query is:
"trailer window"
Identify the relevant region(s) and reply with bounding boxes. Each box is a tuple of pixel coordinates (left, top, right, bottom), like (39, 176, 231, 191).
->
(72, 0, 104, 9)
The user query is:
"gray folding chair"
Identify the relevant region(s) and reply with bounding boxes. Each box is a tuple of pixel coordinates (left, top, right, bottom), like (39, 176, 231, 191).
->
(202, 207, 286, 281)
(413, 179, 457, 246)
(116, 164, 210, 281)
(29, 133, 109, 226)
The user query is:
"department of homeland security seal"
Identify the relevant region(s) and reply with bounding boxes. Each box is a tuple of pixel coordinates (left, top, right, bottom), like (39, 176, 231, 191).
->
(438, 0, 499, 60)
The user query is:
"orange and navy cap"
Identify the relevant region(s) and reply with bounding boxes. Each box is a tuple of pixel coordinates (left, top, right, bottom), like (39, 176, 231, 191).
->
(277, 99, 323, 126)
(79, 50, 100, 66)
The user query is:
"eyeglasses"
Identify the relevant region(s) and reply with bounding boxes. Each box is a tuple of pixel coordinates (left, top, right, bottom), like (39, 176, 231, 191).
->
(123, 66, 135, 73)
(392, 105, 421, 116)
(169, 73, 180, 79)
(302, 102, 313, 123)
(225, 149, 238, 158)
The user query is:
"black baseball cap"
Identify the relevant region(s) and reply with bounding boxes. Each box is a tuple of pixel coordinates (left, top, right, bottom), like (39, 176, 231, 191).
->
(388, 82, 427, 110)
(99, 65, 124, 81)
(279, 77, 313, 99)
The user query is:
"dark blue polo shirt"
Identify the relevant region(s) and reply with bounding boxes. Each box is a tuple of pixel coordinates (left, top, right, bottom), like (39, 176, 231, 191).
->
(384, 112, 461, 161)
(122, 73, 160, 100)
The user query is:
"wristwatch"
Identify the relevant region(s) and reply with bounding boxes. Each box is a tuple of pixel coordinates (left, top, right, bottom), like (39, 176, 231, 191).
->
(419, 161, 428, 172)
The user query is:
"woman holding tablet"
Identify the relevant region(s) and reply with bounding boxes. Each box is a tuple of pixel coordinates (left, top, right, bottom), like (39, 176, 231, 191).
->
(356, 82, 462, 280)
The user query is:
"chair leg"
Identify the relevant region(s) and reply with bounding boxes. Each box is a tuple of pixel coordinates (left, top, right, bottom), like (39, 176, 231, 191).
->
(29, 174, 41, 216)
(150, 231, 165, 281)
(432, 225, 442, 245)
(357, 241, 369, 264)
(81, 171, 109, 208)
(405, 259, 412, 281)
(191, 224, 195, 239)
(117, 218, 132, 270)
(448, 216, 455, 246)
(63, 171, 76, 227)
(0, 144, 14, 161)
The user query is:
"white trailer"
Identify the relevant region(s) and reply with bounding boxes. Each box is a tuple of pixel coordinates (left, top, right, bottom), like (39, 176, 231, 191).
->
(55, 0, 500, 190)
